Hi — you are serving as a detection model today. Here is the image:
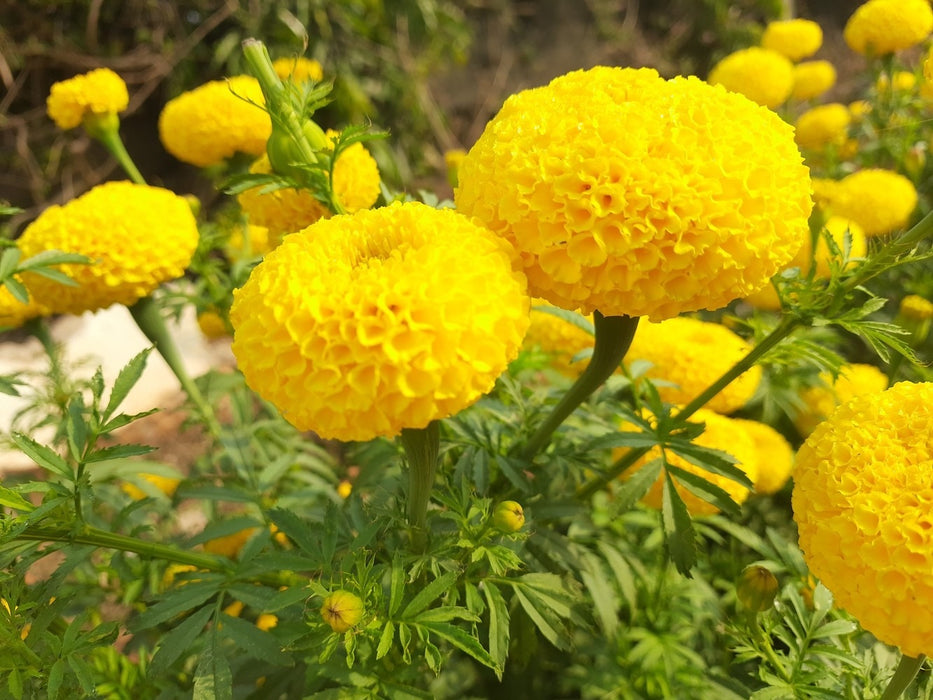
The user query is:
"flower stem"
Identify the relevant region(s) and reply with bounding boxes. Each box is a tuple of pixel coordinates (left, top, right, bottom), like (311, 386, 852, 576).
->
(128, 296, 222, 439)
(880, 655, 925, 700)
(93, 125, 147, 186)
(400, 420, 441, 550)
(520, 312, 639, 462)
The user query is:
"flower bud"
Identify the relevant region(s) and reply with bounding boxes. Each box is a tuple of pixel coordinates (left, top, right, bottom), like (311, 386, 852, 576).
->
(492, 501, 525, 532)
(736, 565, 779, 613)
(320, 590, 364, 633)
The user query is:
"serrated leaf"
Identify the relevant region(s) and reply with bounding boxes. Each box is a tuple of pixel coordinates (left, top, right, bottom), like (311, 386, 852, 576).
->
(596, 541, 638, 614)
(193, 638, 232, 700)
(412, 606, 478, 624)
(531, 304, 595, 335)
(3, 277, 28, 304)
(100, 408, 159, 433)
(578, 549, 618, 637)
(131, 580, 220, 631)
(0, 485, 35, 512)
(103, 349, 152, 421)
(150, 605, 213, 676)
(376, 621, 395, 659)
(481, 583, 510, 675)
(586, 431, 662, 452)
(666, 466, 741, 516)
(810, 618, 859, 639)
(18, 250, 89, 270)
(511, 586, 568, 650)
(0, 247, 20, 280)
(218, 613, 291, 666)
(661, 472, 697, 576)
(11, 434, 72, 480)
(612, 456, 661, 512)
(417, 621, 499, 671)
(84, 443, 155, 463)
(667, 440, 753, 489)
(400, 571, 458, 619)
(28, 266, 80, 287)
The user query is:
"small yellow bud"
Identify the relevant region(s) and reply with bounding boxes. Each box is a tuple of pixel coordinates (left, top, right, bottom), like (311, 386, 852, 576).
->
(320, 590, 364, 633)
(336, 480, 353, 499)
(256, 613, 278, 631)
(492, 501, 525, 532)
(736, 565, 779, 612)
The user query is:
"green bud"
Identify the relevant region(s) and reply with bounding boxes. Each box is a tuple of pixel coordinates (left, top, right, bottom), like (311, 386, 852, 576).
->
(266, 119, 328, 181)
(320, 590, 364, 633)
(736, 565, 779, 613)
(492, 501, 525, 532)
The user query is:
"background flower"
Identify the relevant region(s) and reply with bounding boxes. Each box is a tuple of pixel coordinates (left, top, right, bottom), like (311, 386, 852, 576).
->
(824, 169, 918, 237)
(455, 66, 811, 321)
(761, 19, 823, 61)
(158, 76, 271, 167)
(272, 56, 324, 83)
(790, 60, 837, 101)
(230, 202, 529, 441)
(843, 0, 933, 56)
(794, 104, 851, 151)
(708, 47, 794, 108)
(17, 181, 200, 315)
(793, 381, 933, 658)
(794, 364, 888, 436)
(46, 67, 128, 130)
(521, 303, 594, 376)
(731, 418, 794, 495)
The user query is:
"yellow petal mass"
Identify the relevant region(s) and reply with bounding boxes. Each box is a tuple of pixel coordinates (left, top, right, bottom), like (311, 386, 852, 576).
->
(46, 67, 129, 130)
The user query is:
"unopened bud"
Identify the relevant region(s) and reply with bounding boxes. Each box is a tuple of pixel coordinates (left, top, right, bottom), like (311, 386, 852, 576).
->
(736, 565, 779, 613)
(492, 501, 525, 533)
(320, 590, 364, 633)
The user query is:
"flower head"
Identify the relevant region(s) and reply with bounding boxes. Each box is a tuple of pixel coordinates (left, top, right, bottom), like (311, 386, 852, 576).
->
(795, 364, 888, 436)
(197, 310, 231, 339)
(708, 48, 794, 108)
(17, 182, 199, 315)
(826, 169, 918, 237)
(121, 473, 181, 500)
(731, 418, 794, 494)
(626, 316, 761, 414)
(844, 0, 933, 56)
(621, 408, 759, 516)
(761, 19, 823, 61)
(321, 590, 364, 633)
(204, 528, 257, 559)
(493, 501, 526, 532)
(455, 67, 811, 321)
(230, 202, 529, 441)
(792, 381, 933, 657)
(794, 103, 851, 151)
(238, 131, 381, 239)
(272, 57, 324, 83)
(900, 294, 933, 321)
(46, 68, 129, 130)
(791, 60, 837, 101)
(158, 76, 270, 167)
(226, 223, 273, 259)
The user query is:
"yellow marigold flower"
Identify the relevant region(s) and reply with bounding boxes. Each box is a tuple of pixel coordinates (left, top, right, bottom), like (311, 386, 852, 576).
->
(230, 202, 530, 441)
(844, 0, 933, 55)
(272, 57, 324, 83)
(743, 283, 781, 312)
(46, 67, 129, 130)
(761, 19, 823, 61)
(848, 100, 871, 121)
(455, 67, 812, 321)
(626, 316, 761, 414)
(256, 613, 278, 631)
(793, 381, 933, 658)
(794, 216, 867, 278)
(708, 48, 794, 108)
(121, 473, 181, 500)
(17, 182, 199, 315)
(237, 131, 381, 239)
(897, 294, 933, 345)
(196, 310, 231, 339)
(522, 302, 594, 376)
(321, 590, 364, 633)
(900, 294, 933, 321)
(794, 364, 888, 436)
(204, 528, 258, 559)
(227, 223, 273, 259)
(223, 600, 245, 618)
(791, 60, 837, 101)
(337, 480, 353, 499)
(158, 76, 270, 167)
(794, 103, 851, 151)
(829, 169, 918, 237)
(810, 177, 842, 211)
(620, 408, 760, 516)
(731, 418, 794, 494)
(876, 71, 918, 93)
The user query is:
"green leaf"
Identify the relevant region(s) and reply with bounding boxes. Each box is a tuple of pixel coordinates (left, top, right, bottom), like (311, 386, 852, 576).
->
(586, 430, 663, 452)
(131, 580, 220, 631)
(0, 247, 21, 280)
(64, 394, 87, 463)
(47, 659, 65, 700)
(417, 621, 500, 672)
(412, 606, 478, 624)
(667, 440, 753, 489)
(400, 571, 458, 619)
(530, 304, 595, 335)
(11, 434, 72, 480)
(103, 349, 152, 421)
(810, 619, 858, 639)
(511, 586, 568, 650)
(66, 655, 96, 695)
(481, 582, 510, 674)
(84, 443, 155, 463)
(578, 549, 618, 637)
(218, 613, 292, 666)
(666, 466, 741, 517)
(596, 541, 638, 614)
(28, 266, 79, 287)
(3, 277, 28, 304)
(100, 409, 159, 433)
(388, 558, 406, 617)
(613, 456, 662, 512)
(376, 621, 395, 660)
(661, 471, 697, 575)
(18, 250, 89, 270)
(193, 638, 233, 700)
(0, 485, 35, 512)
(150, 605, 214, 676)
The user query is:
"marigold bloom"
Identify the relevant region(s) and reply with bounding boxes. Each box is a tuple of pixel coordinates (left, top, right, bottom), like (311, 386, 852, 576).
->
(455, 67, 811, 321)
(158, 76, 270, 167)
(791, 61, 837, 101)
(204, 528, 257, 559)
(797, 216, 867, 277)
(522, 302, 594, 376)
(900, 294, 933, 321)
(828, 169, 918, 237)
(708, 48, 794, 108)
(626, 316, 761, 414)
(238, 132, 381, 239)
(794, 103, 851, 151)
(17, 182, 199, 315)
(196, 310, 230, 339)
(226, 223, 273, 259)
(321, 590, 364, 633)
(731, 418, 794, 494)
(844, 0, 933, 56)
(121, 473, 181, 500)
(46, 68, 129, 130)
(621, 408, 760, 516)
(794, 364, 888, 436)
(876, 71, 918, 93)
(272, 57, 324, 83)
(230, 202, 529, 441)
(255, 613, 278, 631)
(761, 19, 823, 61)
(793, 381, 933, 657)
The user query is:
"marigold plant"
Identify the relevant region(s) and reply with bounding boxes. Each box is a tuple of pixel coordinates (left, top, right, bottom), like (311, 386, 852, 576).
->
(46, 67, 129, 130)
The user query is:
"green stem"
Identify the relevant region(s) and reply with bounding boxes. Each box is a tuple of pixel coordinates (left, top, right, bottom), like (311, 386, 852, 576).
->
(128, 296, 222, 439)
(94, 126, 146, 186)
(521, 312, 639, 461)
(15, 525, 301, 589)
(400, 420, 441, 550)
(880, 655, 926, 700)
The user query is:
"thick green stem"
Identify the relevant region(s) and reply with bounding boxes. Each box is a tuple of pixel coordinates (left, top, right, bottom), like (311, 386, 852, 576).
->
(400, 421, 441, 550)
(15, 525, 302, 589)
(521, 313, 640, 462)
(128, 296, 222, 439)
(93, 125, 146, 186)
(880, 655, 925, 700)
